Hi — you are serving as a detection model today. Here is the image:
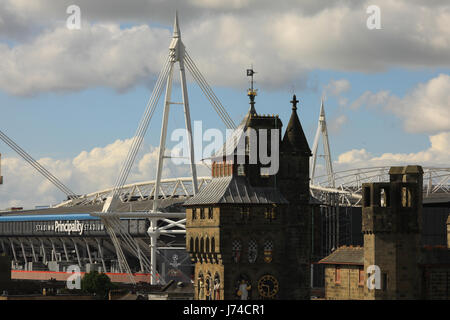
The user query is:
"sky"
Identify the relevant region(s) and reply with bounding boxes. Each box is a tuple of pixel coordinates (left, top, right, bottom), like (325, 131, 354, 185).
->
(0, 0, 449, 209)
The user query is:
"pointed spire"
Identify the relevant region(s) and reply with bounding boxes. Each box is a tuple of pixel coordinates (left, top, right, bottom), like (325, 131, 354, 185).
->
(173, 11, 180, 38)
(320, 96, 325, 117)
(282, 94, 312, 155)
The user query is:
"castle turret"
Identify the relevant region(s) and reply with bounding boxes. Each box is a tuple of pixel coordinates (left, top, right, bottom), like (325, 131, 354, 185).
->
(362, 165, 423, 300)
(278, 95, 312, 299)
(280, 95, 311, 204)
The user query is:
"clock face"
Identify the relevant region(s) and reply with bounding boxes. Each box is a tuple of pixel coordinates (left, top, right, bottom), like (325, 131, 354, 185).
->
(257, 274, 279, 298)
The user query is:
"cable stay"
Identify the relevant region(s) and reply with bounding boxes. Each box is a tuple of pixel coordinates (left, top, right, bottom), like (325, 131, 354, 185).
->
(0, 130, 77, 198)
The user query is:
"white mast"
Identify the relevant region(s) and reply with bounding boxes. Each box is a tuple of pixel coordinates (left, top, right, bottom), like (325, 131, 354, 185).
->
(149, 12, 198, 284)
(310, 97, 335, 188)
(100, 12, 236, 286)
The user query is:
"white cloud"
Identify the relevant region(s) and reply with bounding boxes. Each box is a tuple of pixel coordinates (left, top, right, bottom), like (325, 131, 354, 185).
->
(0, 24, 169, 96)
(349, 74, 450, 133)
(349, 90, 390, 110)
(328, 114, 348, 134)
(1, 1, 450, 95)
(0, 138, 209, 209)
(385, 74, 450, 133)
(324, 79, 351, 96)
(336, 131, 450, 169)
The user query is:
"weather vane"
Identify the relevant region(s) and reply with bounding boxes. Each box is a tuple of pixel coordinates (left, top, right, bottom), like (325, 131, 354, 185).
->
(246, 66, 257, 98)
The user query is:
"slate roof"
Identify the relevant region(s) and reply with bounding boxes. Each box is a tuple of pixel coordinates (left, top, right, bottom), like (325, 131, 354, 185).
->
(318, 246, 364, 265)
(183, 176, 288, 206)
(0, 198, 186, 216)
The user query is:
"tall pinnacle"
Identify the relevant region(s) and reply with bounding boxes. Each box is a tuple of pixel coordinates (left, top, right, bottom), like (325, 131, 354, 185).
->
(173, 11, 180, 38)
(169, 11, 184, 61)
(320, 97, 325, 117)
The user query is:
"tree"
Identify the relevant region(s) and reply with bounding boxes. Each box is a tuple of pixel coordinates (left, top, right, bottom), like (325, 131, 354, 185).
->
(81, 271, 117, 298)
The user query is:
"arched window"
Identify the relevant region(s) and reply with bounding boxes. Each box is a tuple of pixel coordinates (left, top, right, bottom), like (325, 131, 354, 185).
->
(211, 237, 215, 253)
(208, 207, 214, 219)
(189, 238, 194, 252)
(206, 237, 210, 253)
(263, 239, 274, 263)
(248, 239, 258, 263)
(200, 208, 205, 219)
(200, 238, 205, 253)
(195, 238, 199, 252)
(232, 239, 242, 263)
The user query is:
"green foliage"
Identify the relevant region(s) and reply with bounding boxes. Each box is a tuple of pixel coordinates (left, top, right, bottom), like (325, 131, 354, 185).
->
(81, 271, 117, 298)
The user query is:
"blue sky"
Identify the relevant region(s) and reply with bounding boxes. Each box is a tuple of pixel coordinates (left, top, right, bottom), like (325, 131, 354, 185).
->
(0, 0, 449, 208)
(0, 67, 442, 158)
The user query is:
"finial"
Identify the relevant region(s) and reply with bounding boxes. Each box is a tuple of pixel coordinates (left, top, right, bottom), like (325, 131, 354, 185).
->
(247, 67, 257, 114)
(320, 96, 325, 117)
(290, 94, 299, 111)
(173, 11, 180, 38)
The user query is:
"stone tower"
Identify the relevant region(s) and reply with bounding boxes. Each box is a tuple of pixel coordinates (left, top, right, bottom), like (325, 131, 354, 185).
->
(184, 91, 312, 300)
(278, 95, 312, 299)
(361, 165, 423, 299)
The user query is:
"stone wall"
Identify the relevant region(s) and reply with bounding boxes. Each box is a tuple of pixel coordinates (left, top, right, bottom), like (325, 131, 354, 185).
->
(324, 265, 364, 300)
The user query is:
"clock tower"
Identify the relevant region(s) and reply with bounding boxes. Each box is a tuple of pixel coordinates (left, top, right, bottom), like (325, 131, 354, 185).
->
(185, 73, 312, 300)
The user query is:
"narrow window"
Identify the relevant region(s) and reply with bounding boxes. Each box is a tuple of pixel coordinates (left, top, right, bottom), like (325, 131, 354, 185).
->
(248, 239, 258, 263)
(208, 207, 214, 219)
(195, 238, 199, 252)
(364, 187, 371, 207)
(335, 266, 341, 284)
(263, 239, 274, 263)
(200, 208, 205, 219)
(382, 273, 388, 291)
(237, 164, 245, 176)
(359, 268, 365, 286)
(380, 187, 390, 207)
(232, 239, 242, 263)
(401, 187, 412, 207)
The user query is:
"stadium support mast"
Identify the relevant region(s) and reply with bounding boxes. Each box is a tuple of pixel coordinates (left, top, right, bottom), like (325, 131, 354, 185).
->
(153, 12, 198, 213)
(149, 12, 198, 284)
(100, 12, 236, 285)
(310, 98, 335, 188)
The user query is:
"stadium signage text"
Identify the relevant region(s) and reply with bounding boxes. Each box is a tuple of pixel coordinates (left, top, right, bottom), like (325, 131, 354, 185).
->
(34, 220, 105, 235)
(54, 220, 84, 235)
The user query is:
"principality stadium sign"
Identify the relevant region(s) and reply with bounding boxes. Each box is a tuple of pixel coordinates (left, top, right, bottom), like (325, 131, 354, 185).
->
(34, 220, 105, 235)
